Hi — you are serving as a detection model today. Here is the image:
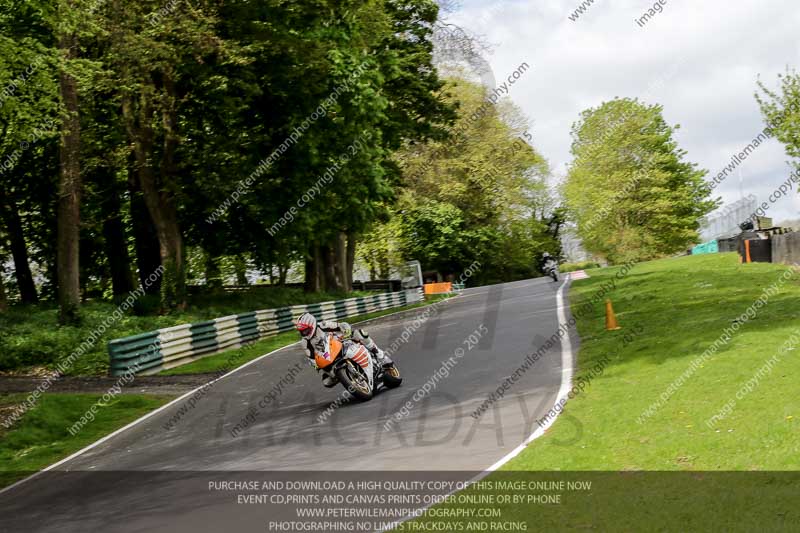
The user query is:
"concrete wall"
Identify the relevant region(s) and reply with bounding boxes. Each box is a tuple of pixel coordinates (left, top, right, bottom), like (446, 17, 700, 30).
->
(771, 232, 800, 266)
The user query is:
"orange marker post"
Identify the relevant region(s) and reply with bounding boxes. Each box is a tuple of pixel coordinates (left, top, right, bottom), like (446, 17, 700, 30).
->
(605, 299, 622, 331)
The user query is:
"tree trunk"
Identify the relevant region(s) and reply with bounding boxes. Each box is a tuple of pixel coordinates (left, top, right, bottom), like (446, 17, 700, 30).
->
(379, 253, 390, 280)
(321, 243, 343, 292)
(278, 264, 288, 285)
(345, 232, 357, 292)
(0, 194, 38, 303)
(101, 181, 135, 297)
(204, 251, 222, 289)
(304, 244, 322, 293)
(0, 267, 7, 312)
(234, 255, 248, 286)
(122, 88, 185, 310)
(57, 29, 81, 324)
(332, 233, 348, 292)
(128, 168, 161, 295)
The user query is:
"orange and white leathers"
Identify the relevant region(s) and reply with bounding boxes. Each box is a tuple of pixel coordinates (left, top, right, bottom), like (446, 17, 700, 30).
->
(302, 320, 392, 366)
(305, 331, 376, 391)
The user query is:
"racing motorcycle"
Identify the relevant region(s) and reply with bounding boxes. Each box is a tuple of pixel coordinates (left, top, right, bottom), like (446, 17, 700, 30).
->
(544, 262, 559, 282)
(313, 333, 402, 401)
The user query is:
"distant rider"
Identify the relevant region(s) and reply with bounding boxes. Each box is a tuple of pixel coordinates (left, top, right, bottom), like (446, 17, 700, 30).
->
(542, 252, 558, 272)
(295, 312, 392, 387)
(541, 252, 558, 273)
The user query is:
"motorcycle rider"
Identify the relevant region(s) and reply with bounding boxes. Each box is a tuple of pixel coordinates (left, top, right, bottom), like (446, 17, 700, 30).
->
(295, 312, 393, 387)
(542, 252, 559, 280)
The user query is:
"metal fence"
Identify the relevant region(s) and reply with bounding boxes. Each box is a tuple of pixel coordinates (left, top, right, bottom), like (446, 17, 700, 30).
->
(699, 195, 758, 242)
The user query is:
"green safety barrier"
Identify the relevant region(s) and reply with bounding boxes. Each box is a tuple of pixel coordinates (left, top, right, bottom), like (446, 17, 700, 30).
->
(108, 288, 423, 376)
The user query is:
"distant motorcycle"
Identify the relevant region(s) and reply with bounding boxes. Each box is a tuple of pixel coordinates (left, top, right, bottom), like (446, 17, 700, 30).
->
(312, 332, 402, 401)
(544, 262, 559, 282)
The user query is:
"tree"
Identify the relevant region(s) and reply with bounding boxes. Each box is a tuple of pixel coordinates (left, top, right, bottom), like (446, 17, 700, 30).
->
(563, 98, 716, 264)
(97, 0, 225, 309)
(0, 265, 6, 312)
(388, 76, 555, 284)
(55, 0, 83, 323)
(0, 3, 60, 306)
(756, 69, 800, 170)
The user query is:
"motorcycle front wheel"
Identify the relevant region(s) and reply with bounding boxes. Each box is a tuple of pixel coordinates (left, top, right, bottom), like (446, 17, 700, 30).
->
(336, 359, 373, 401)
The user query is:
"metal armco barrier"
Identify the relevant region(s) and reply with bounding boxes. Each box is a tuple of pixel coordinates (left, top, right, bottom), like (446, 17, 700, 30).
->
(108, 288, 424, 376)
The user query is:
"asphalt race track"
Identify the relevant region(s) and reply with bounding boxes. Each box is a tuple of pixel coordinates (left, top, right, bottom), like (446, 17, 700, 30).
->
(1, 277, 577, 533)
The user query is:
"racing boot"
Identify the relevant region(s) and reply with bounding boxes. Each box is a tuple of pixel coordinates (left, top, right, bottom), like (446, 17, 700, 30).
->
(359, 329, 394, 368)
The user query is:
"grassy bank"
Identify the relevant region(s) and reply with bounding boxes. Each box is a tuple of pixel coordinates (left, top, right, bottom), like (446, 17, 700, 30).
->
(507, 253, 800, 470)
(159, 293, 453, 375)
(408, 253, 800, 531)
(0, 393, 173, 488)
(0, 287, 374, 376)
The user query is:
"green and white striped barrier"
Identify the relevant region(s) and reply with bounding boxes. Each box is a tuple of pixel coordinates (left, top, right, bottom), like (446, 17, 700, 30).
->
(108, 288, 424, 376)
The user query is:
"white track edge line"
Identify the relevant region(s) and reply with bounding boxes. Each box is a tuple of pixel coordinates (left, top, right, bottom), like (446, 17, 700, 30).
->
(0, 296, 452, 497)
(379, 275, 575, 533)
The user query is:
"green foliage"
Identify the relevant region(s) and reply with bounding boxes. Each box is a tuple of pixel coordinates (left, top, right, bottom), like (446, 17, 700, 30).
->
(559, 261, 601, 273)
(756, 69, 800, 168)
(563, 98, 717, 264)
(385, 76, 559, 284)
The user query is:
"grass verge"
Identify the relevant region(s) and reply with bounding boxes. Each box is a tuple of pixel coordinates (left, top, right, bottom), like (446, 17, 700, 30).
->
(506, 252, 800, 471)
(406, 253, 800, 531)
(0, 393, 173, 488)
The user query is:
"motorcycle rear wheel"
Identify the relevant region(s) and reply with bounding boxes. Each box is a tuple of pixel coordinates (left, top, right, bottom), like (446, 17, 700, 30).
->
(382, 365, 403, 388)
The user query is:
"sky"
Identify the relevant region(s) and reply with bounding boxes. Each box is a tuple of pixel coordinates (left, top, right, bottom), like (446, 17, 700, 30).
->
(448, 0, 800, 225)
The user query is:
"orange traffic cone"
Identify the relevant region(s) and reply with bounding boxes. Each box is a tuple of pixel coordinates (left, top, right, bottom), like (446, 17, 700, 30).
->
(605, 299, 621, 331)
